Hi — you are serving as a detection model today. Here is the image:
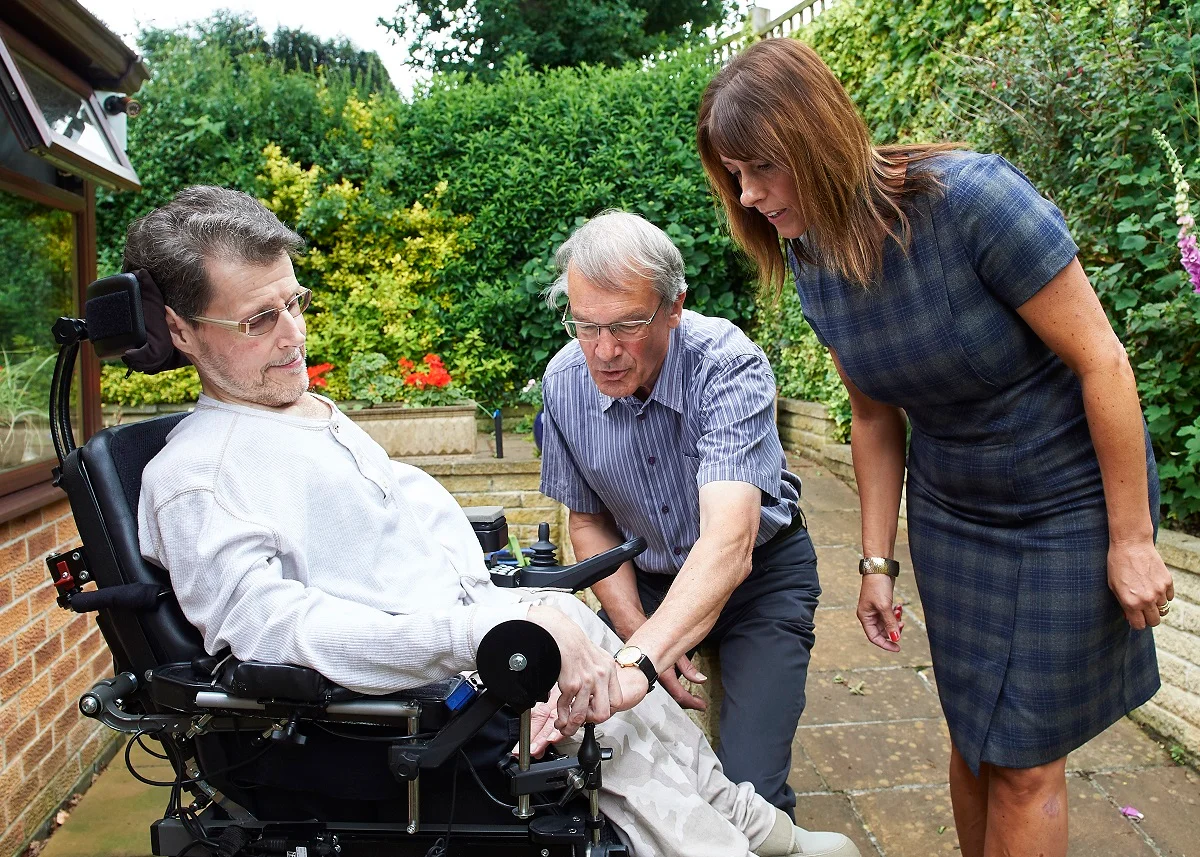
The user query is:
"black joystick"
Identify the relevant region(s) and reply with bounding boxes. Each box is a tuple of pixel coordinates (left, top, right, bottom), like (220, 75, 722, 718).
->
(529, 522, 558, 567)
(579, 722, 603, 845)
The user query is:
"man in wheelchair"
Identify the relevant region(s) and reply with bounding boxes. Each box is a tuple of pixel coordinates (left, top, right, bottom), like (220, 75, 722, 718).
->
(73, 185, 858, 857)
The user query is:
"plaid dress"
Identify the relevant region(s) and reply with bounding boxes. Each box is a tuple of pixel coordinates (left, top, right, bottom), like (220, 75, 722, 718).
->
(789, 152, 1160, 773)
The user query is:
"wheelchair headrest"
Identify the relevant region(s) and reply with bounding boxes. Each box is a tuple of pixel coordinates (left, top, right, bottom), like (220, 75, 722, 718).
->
(85, 271, 191, 374)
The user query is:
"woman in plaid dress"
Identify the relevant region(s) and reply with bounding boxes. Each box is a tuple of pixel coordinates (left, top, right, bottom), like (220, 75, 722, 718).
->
(696, 38, 1174, 857)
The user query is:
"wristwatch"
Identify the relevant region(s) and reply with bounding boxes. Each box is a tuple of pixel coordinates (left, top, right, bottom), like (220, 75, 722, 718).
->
(859, 557, 901, 578)
(614, 645, 658, 690)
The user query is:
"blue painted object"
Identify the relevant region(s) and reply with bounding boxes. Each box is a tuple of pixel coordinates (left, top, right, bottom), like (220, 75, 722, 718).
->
(533, 408, 544, 451)
(445, 674, 478, 712)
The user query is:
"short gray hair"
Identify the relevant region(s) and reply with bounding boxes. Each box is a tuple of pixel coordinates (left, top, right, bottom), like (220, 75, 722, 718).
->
(545, 210, 687, 309)
(122, 185, 305, 319)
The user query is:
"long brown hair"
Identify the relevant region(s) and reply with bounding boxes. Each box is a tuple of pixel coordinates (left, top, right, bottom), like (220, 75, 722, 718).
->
(697, 38, 958, 291)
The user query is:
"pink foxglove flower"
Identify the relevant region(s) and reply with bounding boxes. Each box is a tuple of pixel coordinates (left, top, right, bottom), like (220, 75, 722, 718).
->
(1153, 129, 1200, 294)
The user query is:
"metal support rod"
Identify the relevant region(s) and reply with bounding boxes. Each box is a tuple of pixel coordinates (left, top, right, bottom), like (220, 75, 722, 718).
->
(515, 709, 533, 819)
(406, 713, 420, 833)
(590, 789, 601, 845)
(494, 409, 504, 459)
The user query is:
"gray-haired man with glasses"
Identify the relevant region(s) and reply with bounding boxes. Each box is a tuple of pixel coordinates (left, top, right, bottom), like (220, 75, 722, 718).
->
(540, 210, 825, 824)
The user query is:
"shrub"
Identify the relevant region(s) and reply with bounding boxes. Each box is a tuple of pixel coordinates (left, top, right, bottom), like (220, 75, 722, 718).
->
(100, 364, 202, 406)
(751, 291, 850, 442)
(931, 0, 1200, 529)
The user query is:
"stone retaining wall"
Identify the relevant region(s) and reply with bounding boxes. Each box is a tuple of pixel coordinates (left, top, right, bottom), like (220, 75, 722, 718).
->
(408, 457, 570, 551)
(776, 396, 1200, 761)
(1131, 529, 1200, 758)
(776, 398, 853, 483)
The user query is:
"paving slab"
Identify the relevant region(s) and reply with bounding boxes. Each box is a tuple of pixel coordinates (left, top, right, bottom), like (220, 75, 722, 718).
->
(793, 793, 882, 857)
(1065, 773, 1159, 857)
(804, 510, 866, 549)
(1092, 766, 1200, 856)
(852, 784, 961, 857)
(812, 606, 933, 670)
(797, 718, 951, 791)
(788, 741, 828, 794)
(1067, 717, 1175, 773)
(795, 466, 860, 513)
(803, 668, 943, 727)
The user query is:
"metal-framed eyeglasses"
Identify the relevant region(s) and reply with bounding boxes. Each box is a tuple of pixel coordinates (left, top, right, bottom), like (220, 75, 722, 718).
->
(561, 300, 665, 342)
(190, 288, 312, 336)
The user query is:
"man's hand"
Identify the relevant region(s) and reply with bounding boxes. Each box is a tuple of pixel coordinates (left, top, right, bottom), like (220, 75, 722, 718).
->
(527, 605, 622, 737)
(527, 687, 565, 758)
(657, 654, 708, 710)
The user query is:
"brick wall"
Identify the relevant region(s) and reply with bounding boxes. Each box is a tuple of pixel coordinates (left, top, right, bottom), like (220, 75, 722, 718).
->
(0, 500, 119, 857)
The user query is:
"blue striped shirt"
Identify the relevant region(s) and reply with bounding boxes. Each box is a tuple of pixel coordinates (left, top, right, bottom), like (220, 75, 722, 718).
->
(540, 310, 801, 576)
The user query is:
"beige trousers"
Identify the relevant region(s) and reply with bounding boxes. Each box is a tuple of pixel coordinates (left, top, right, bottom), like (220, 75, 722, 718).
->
(532, 592, 779, 857)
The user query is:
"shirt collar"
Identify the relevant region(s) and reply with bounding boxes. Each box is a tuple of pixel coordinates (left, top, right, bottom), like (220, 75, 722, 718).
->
(595, 319, 686, 415)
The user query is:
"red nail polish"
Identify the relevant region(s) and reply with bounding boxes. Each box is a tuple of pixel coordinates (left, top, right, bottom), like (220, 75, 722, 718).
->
(889, 630, 901, 643)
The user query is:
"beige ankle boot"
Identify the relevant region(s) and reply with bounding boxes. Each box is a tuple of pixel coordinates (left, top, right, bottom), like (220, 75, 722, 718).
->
(755, 808, 861, 857)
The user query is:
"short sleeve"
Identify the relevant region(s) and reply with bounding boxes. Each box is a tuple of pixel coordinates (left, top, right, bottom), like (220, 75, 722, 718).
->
(538, 373, 605, 514)
(695, 354, 786, 505)
(947, 154, 1079, 309)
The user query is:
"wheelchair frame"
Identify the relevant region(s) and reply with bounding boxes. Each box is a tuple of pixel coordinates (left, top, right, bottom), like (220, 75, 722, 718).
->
(41, 273, 647, 857)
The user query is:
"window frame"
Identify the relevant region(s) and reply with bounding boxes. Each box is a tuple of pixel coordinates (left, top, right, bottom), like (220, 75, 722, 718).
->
(0, 23, 140, 192)
(0, 164, 101, 498)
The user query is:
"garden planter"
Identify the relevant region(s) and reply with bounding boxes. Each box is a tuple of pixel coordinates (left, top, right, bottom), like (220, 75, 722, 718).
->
(343, 401, 477, 457)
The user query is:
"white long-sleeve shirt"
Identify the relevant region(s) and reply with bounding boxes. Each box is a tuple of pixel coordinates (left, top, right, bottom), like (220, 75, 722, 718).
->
(138, 394, 529, 694)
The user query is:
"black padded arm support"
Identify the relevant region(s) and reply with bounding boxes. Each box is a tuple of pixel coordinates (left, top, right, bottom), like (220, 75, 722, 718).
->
(70, 583, 163, 613)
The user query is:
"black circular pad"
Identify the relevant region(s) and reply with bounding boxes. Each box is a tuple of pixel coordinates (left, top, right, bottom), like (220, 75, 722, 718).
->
(476, 620, 561, 711)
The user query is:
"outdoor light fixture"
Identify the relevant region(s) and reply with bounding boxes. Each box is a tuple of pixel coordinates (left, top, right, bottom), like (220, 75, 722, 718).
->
(103, 94, 141, 118)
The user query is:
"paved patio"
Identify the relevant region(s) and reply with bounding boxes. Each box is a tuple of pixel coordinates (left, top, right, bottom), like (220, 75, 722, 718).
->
(32, 460, 1200, 857)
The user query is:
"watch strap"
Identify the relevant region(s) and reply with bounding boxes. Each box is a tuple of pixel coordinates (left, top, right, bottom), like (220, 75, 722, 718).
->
(615, 647, 658, 690)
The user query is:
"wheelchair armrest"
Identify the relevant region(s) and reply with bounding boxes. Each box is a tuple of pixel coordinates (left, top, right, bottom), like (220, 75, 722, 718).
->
(218, 659, 328, 703)
(490, 536, 646, 590)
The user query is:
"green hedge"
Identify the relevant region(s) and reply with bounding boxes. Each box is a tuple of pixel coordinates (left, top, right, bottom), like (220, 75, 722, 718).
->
(96, 28, 754, 406)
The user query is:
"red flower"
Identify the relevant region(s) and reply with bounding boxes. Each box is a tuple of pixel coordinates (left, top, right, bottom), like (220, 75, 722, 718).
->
(400, 353, 453, 389)
(307, 362, 333, 389)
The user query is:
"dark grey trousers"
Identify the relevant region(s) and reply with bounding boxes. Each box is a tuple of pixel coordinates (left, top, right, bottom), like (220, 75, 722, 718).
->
(601, 526, 820, 817)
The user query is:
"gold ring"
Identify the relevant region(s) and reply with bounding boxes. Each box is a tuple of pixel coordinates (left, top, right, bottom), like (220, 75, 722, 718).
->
(1157, 601, 1172, 617)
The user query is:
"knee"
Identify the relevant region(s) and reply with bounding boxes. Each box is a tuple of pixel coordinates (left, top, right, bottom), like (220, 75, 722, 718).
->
(988, 761, 1065, 805)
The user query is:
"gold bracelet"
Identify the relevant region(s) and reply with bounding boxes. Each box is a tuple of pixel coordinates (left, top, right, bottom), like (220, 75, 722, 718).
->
(858, 557, 900, 578)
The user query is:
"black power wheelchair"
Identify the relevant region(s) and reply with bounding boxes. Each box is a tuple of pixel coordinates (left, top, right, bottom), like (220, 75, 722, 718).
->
(42, 273, 648, 857)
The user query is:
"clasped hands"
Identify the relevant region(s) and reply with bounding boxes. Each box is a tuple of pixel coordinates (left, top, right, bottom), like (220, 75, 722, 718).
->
(524, 604, 650, 757)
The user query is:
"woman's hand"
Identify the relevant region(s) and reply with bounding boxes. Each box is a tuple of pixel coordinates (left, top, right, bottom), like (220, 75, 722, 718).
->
(1108, 538, 1175, 630)
(857, 573, 903, 651)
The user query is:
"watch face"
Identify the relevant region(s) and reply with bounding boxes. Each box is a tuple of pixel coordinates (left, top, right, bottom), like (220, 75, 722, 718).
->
(615, 645, 643, 667)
